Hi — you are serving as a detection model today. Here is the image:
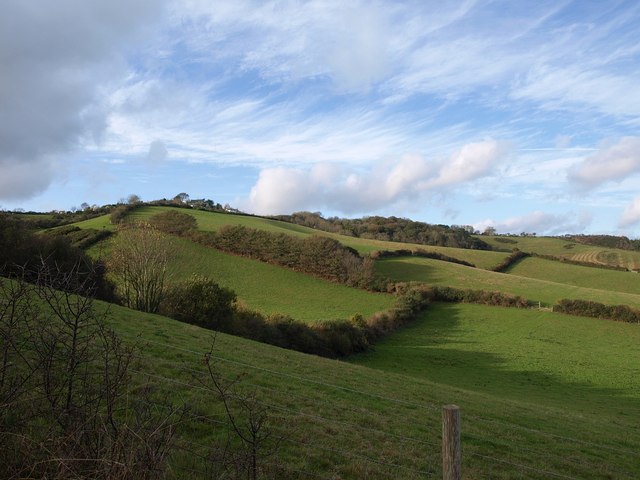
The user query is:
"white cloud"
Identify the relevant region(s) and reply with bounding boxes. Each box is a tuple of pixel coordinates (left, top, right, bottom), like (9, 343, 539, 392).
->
(243, 140, 508, 215)
(475, 210, 592, 236)
(568, 137, 640, 189)
(431, 140, 509, 187)
(619, 196, 640, 228)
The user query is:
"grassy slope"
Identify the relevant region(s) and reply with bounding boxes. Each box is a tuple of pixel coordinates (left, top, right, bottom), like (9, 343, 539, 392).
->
(481, 234, 640, 270)
(108, 301, 640, 479)
(92, 234, 393, 323)
(351, 303, 640, 413)
(376, 256, 640, 307)
(167, 236, 393, 321)
(69, 214, 114, 230)
(126, 206, 508, 269)
(508, 256, 640, 295)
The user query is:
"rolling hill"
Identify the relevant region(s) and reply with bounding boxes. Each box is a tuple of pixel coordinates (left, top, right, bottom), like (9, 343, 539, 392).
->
(27, 203, 640, 478)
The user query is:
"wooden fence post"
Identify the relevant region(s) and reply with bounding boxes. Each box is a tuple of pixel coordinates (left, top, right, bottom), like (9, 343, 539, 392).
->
(442, 404, 461, 480)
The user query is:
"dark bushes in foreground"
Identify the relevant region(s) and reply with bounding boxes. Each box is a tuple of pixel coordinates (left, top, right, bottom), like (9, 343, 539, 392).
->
(553, 299, 640, 323)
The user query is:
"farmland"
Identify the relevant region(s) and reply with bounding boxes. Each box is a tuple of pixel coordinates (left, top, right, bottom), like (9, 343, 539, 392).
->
(376, 255, 640, 307)
(5, 205, 640, 478)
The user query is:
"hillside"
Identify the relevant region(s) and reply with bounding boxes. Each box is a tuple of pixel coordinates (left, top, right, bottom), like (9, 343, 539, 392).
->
(481, 234, 640, 270)
(19, 203, 640, 478)
(108, 300, 640, 479)
(376, 255, 640, 307)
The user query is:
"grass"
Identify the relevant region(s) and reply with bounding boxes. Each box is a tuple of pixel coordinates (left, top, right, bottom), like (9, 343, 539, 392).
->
(376, 256, 640, 307)
(95, 234, 393, 322)
(480, 234, 640, 270)
(123, 206, 509, 269)
(69, 214, 114, 230)
(508, 256, 640, 295)
(350, 303, 640, 414)
(100, 300, 640, 479)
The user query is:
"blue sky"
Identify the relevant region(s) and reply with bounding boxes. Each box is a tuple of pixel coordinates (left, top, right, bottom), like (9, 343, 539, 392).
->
(2, 0, 640, 236)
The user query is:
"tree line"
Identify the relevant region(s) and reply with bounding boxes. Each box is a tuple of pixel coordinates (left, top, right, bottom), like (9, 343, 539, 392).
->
(273, 211, 490, 250)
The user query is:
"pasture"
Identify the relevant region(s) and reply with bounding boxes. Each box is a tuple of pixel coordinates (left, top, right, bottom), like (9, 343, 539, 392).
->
(124, 206, 509, 269)
(351, 302, 640, 414)
(508, 256, 640, 295)
(376, 255, 640, 307)
(105, 300, 640, 479)
(98, 233, 394, 322)
(481, 234, 640, 270)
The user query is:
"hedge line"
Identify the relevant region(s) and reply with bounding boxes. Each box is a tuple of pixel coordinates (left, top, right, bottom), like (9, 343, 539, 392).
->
(491, 249, 530, 272)
(426, 284, 531, 308)
(553, 299, 640, 323)
(192, 225, 388, 291)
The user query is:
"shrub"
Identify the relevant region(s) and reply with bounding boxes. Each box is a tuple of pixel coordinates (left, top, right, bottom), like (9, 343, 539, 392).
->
(492, 249, 529, 272)
(161, 275, 236, 329)
(150, 210, 197, 236)
(553, 299, 640, 323)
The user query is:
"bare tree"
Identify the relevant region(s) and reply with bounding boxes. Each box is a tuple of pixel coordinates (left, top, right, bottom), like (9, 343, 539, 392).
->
(0, 261, 183, 480)
(193, 343, 282, 480)
(108, 224, 172, 313)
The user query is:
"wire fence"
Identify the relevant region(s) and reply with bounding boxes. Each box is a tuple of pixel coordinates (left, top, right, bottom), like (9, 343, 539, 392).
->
(120, 332, 640, 479)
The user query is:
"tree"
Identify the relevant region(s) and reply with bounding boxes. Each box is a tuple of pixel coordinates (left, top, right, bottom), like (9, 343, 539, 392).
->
(161, 275, 236, 329)
(173, 192, 190, 204)
(127, 193, 142, 205)
(0, 263, 181, 479)
(150, 210, 197, 236)
(107, 224, 172, 313)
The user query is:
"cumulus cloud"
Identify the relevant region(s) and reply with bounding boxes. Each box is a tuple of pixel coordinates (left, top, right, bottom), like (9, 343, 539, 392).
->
(244, 140, 508, 215)
(475, 210, 592, 236)
(568, 137, 640, 189)
(619, 196, 640, 228)
(0, 0, 163, 201)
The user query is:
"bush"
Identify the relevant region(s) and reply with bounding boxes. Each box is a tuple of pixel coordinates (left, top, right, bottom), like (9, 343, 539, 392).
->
(161, 275, 236, 329)
(553, 299, 640, 323)
(150, 210, 197, 236)
(492, 249, 529, 272)
(203, 225, 386, 291)
(429, 285, 530, 308)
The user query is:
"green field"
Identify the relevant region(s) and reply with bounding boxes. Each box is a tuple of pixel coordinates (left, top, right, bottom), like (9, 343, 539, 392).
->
(351, 303, 640, 414)
(68, 213, 114, 230)
(14, 205, 640, 478)
(123, 206, 508, 269)
(94, 234, 393, 322)
(508, 256, 640, 295)
(376, 256, 640, 307)
(105, 300, 640, 479)
(481, 234, 640, 270)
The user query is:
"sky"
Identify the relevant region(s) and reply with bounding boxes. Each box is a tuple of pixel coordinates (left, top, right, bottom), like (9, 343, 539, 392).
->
(1, 1, 640, 236)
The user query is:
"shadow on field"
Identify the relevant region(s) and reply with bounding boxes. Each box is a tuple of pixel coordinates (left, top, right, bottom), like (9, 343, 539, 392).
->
(376, 258, 448, 283)
(352, 303, 633, 413)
